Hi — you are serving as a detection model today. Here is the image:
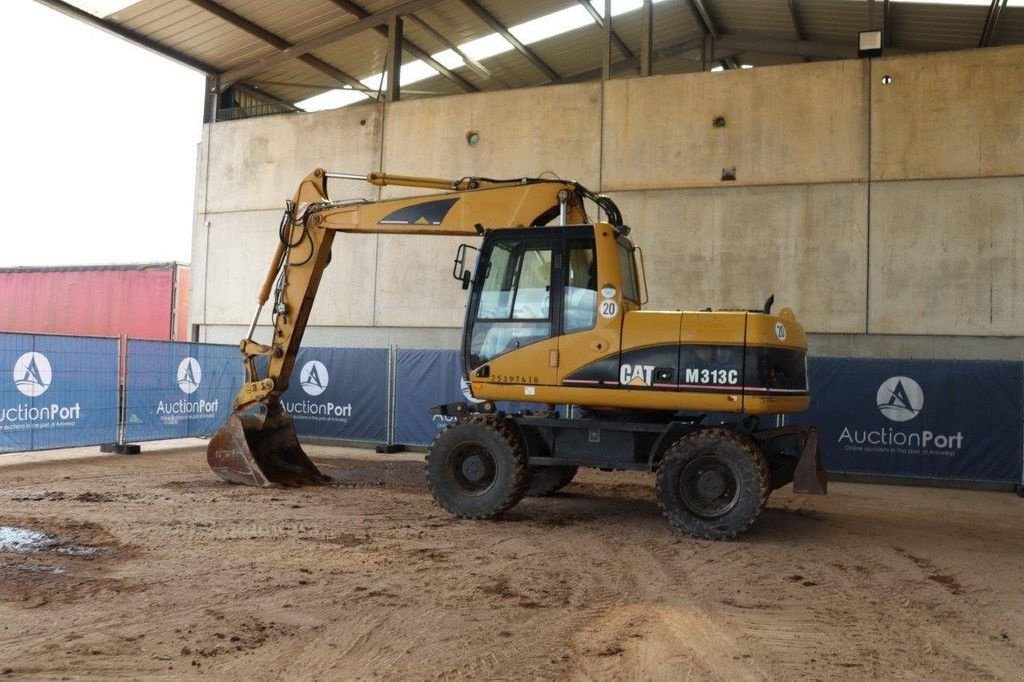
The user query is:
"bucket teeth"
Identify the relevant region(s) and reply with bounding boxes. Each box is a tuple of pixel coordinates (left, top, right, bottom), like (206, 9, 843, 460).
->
(207, 407, 330, 487)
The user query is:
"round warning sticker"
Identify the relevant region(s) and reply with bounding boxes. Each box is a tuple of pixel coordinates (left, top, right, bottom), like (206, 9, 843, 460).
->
(599, 300, 618, 319)
(601, 285, 616, 299)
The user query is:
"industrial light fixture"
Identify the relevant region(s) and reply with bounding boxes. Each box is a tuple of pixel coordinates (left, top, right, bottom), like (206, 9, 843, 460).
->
(859, 30, 883, 58)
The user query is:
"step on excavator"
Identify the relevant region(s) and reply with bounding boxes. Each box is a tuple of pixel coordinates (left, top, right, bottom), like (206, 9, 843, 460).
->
(208, 168, 828, 540)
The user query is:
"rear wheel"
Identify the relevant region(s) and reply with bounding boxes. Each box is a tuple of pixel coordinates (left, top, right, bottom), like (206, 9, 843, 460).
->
(426, 416, 529, 519)
(655, 428, 769, 540)
(527, 465, 578, 496)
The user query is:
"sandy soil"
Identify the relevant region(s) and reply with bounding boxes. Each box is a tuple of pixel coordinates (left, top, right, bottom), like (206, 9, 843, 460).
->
(0, 443, 1022, 680)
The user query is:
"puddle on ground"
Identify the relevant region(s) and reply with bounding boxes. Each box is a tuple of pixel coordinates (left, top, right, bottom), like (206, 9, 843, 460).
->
(0, 526, 102, 557)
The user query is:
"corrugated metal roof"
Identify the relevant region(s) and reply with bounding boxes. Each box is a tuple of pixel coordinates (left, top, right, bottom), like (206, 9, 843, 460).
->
(45, 0, 1024, 115)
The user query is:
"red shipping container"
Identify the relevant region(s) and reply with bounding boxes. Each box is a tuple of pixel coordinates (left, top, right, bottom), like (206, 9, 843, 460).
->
(0, 263, 190, 340)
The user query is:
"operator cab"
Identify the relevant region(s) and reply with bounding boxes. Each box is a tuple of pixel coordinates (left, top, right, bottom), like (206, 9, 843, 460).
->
(454, 224, 642, 375)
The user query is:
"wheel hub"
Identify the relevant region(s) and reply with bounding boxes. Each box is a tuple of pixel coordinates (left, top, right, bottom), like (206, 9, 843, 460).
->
(679, 455, 740, 518)
(445, 443, 497, 495)
(461, 454, 487, 482)
(696, 469, 727, 499)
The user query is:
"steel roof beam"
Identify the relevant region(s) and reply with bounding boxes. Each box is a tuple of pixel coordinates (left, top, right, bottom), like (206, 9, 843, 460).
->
(979, 0, 1008, 47)
(33, 0, 215, 74)
(785, 0, 803, 41)
(406, 14, 493, 80)
(640, 0, 654, 76)
(576, 0, 633, 59)
(185, 0, 370, 95)
(234, 83, 301, 112)
(327, 0, 477, 92)
(684, 0, 718, 39)
(563, 33, 864, 82)
(219, 0, 448, 89)
(460, 0, 560, 82)
(685, 0, 739, 69)
(717, 35, 858, 59)
(883, 0, 891, 47)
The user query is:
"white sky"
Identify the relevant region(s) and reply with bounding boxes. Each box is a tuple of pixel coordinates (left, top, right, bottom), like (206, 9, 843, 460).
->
(0, 1, 203, 267)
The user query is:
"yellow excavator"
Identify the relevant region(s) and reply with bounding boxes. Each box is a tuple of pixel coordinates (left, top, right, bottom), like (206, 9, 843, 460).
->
(208, 168, 827, 539)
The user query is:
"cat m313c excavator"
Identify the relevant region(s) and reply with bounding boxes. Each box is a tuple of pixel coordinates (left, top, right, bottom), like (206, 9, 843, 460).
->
(208, 168, 827, 540)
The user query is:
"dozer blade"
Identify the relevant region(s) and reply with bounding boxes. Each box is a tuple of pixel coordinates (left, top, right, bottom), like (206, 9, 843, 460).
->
(207, 407, 331, 487)
(792, 427, 828, 495)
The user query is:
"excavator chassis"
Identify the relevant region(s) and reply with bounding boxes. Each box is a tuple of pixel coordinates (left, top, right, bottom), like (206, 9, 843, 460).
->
(207, 402, 330, 487)
(433, 402, 828, 494)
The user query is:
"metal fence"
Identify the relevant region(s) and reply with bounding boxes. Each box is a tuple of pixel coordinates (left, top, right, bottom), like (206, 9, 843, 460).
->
(1, 331, 1022, 488)
(0, 332, 119, 453)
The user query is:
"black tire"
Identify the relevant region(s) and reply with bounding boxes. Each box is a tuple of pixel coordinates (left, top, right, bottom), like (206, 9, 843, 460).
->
(655, 428, 769, 540)
(426, 416, 529, 519)
(527, 465, 578, 497)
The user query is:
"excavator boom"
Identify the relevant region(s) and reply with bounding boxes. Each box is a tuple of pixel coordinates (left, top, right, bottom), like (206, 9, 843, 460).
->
(208, 168, 596, 486)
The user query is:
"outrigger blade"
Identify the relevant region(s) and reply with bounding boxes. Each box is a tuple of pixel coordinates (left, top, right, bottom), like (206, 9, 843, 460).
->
(207, 403, 331, 487)
(792, 427, 828, 495)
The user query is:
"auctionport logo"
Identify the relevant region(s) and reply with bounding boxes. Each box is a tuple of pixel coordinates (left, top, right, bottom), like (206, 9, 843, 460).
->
(13, 352, 52, 398)
(300, 361, 329, 396)
(837, 373, 962, 454)
(177, 357, 202, 395)
(284, 359, 351, 421)
(876, 376, 923, 422)
(3, 351, 81, 429)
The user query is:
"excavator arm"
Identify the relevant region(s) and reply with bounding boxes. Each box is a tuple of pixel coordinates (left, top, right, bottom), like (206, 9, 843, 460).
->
(208, 168, 594, 486)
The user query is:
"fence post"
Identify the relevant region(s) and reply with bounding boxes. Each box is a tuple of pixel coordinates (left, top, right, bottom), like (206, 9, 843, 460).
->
(1019, 362, 1024, 497)
(100, 335, 141, 455)
(375, 345, 405, 454)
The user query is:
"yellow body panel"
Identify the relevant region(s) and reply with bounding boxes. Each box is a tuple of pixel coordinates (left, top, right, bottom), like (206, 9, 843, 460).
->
(621, 311, 682, 348)
(232, 168, 814, 420)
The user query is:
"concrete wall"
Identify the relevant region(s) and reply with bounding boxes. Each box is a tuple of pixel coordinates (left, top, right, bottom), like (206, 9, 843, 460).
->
(192, 45, 1024, 359)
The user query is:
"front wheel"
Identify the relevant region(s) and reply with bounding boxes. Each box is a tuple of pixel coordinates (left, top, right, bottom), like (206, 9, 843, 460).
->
(426, 417, 529, 519)
(655, 428, 769, 540)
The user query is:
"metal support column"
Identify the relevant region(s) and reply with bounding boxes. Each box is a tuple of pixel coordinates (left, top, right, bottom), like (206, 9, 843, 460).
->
(203, 74, 219, 123)
(640, 0, 654, 77)
(602, 0, 612, 80)
(386, 14, 403, 102)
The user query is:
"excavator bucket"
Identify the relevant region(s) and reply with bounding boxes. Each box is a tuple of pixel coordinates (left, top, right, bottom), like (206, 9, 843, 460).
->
(207, 405, 331, 487)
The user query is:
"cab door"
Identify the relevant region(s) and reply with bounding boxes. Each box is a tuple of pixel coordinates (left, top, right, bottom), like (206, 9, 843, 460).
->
(556, 225, 627, 387)
(464, 230, 562, 387)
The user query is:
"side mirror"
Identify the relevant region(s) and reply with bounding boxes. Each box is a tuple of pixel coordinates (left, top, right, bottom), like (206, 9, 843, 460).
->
(452, 243, 478, 288)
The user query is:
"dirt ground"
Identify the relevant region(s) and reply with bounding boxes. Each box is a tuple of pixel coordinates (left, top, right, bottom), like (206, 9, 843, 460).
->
(0, 444, 1022, 680)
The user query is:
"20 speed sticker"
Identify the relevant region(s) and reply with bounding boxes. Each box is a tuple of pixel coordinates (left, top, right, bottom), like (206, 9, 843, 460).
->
(599, 300, 618, 319)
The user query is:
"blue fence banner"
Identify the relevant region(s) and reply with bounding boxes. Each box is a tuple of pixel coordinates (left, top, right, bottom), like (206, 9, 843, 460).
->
(394, 349, 464, 446)
(0, 333, 119, 453)
(802, 357, 1024, 484)
(393, 349, 563, 446)
(124, 340, 242, 441)
(279, 347, 388, 443)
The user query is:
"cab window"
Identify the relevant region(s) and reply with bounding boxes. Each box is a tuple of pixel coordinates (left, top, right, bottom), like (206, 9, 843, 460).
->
(564, 238, 596, 333)
(470, 239, 554, 366)
(617, 241, 640, 303)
